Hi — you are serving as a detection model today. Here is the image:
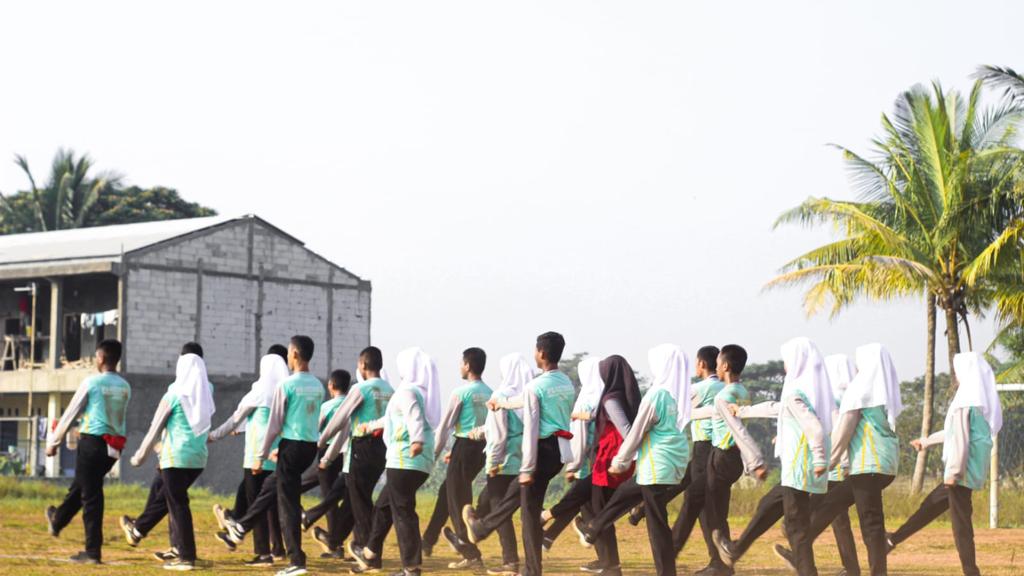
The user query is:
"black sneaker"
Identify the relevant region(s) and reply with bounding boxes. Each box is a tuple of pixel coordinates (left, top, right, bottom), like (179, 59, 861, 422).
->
(347, 542, 381, 572)
(542, 535, 554, 552)
(628, 505, 644, 526)
(486, 563, 518, 575)
(447, 557, 485, 570)
(694, 562, 734, 576)
(712, 529, 739, 568)
(245, 555, 275, 567)
(422, 541, 433, 558)
(275, 566, 308, 576)
(885, 532, 896, 554)
(68, 551, 100, 565)
(300, 509, 312, 533)
(45, 506, 59, 537)
(443, 526, 467, 554)
(462, 505, 484, 544)
(597, 567, 622, 576)
(215, 531, 237, 551)
(580, 559, 607, 573)
(223, 517, 246, 544)
(120, 515, 142, 547)
(321, 549, 346, 560)
(350, 565, 381, 574)
(572, 516, 595, 548)
(773, 543, 797, 574)
(163, 559, 195, 571)
(154, 548, 180, 562)
(313, 526, 335, 554)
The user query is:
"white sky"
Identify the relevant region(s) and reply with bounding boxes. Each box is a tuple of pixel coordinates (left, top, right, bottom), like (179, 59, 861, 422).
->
(0, 1, 1018, 390)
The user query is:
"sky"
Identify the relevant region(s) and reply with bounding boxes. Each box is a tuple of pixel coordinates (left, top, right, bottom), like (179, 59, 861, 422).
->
(0, 1, 1019, 391)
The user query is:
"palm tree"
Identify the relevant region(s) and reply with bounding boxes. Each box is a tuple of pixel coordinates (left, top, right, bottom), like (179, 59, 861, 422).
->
(0, 149, 122, 232)
(768, 80, 1024, 492)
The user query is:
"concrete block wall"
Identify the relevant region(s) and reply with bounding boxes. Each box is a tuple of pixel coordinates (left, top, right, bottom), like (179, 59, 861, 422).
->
(332, 287, 371, 375)
(133, 223, 251, 275)
(261, 281, 329, 378)
(125, 268, 198, 373)
(252, 225, 359, 286)
(200, 275, 257, 377)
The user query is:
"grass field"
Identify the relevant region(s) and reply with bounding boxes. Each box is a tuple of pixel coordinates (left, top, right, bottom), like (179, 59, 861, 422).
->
(0, 477, 1021, 575)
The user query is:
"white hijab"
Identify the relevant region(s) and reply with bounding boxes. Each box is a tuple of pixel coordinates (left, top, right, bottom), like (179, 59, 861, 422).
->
(648, 344, 692, 429)
(498, 353, 535, 417)
(573, 357, 604, 415)
(171, 353, 216, 436)
(778, 337, 834, 457)
(824, 354, 856, 401)
(943, 352, 1003, 465)
(839, 343, 903, 430)
(240, 354, 290, 410)
(395, 347, 441, 429)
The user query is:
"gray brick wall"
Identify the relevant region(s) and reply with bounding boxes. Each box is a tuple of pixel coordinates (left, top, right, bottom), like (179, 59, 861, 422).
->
(125, 268, 198, 373)
(261, 281, 329, 378)
(133, 224, 251, 275)
(200, 275, 257, 376)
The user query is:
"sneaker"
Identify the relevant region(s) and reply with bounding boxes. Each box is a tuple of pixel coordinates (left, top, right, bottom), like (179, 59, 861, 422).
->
(596, 568, 622, 576)
(301, 509, 312, 533)
(572, 516, 594, 548)
(580, 559, 607, 573)
(389, 570, 420, 576)
(694, 563, 734, 576)
(45, 506, 59, 537)
(322, 549, 346, 560)
(275, 566, 308, 576)
(120, 515, 142, 547)
(773, 543, 797, 574)
(153, 548, 180, 562)
(313, 526, 335, 554)
(542, 535, 554, 552)
(245, 555, 275, 567)
(712, 529, 739, 568)
(163, 559, 195, 571)
(885, 532, 896, 554)
(628, 505, 644, 526)
(213, 503, 230, 531)
(462, 505, 483, 544)
(68, 551, 100, 564)
(273, 552, 287, 562)
(224, 517, 246, 543)
(486, 563, 518, 576)
(448, 557, 485, 570)
(347, 542, 381, 572)
(350, 566, 381, 574)
(216, 530, 238, 551)
(443, 526, 468, 554)
(422, 542, 433, 558)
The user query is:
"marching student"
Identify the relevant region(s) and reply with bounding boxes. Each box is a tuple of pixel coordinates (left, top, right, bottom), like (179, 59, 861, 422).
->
(222, 335, 325, 576)
(776, 344, 901, 576)
(203, 351, 290, 566)
(607, 344, 692, 576)
(887, 351, 1001, 576)
(349, 347, 440, 576)
(433, 348, 493, 570)
(130, 351, 216, 571)
(300, 369, 356, 558)
(318, 347, 394, 557)
(463, 331, 576, 576)
(44, 339, 131, 565)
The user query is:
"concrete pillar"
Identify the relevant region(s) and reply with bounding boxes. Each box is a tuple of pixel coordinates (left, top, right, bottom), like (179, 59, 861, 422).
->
(48, 278, 64, 369)
(45, 392, 61, 477)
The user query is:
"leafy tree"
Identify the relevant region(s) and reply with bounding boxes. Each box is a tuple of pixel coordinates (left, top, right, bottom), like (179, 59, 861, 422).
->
(86, 186, 216, 226)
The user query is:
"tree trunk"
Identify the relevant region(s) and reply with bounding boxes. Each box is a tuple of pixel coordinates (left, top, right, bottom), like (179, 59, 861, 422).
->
(911, 295, 937, 494)
(945, 304, 962, 388)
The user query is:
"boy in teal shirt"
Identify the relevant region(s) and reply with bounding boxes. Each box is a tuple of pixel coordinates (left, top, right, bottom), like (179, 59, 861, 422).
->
(45, 339, 130, 565)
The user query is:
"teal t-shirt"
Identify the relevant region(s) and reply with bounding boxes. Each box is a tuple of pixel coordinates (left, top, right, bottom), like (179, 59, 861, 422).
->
(79, 372, 131, 438)
(848, 406, 899, 477)
(385, 388, 435, 473)
(690, 377, 723, 443)
(159, 392, 209, 469)
(637, 388, 690, 485)
(351, 378, 394, 438)
(947, 407, 992, 491)
(532, 371, 575, 439)
(712, 382, 750, 450)
(454, 380, 493, 437)
(486, 391, 524, 476)
(779, 390, 830, 495)
(320, 394, 346, 446)
(280, 372, 325, 443)
(244, 406, 278, 471)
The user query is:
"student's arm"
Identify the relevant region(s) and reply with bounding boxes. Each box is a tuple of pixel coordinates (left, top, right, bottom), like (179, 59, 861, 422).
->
(603, 397, 632, 438)
(564, 416, 589, 476)
(689, 405, 716, 420)
(434, 393, 463, 459)
(519, 385, 541, 479)
(318, 390, 364, 449)
(610, 395, 657, 472)
(491, 395, 524, 410)
(828, 409, 860, 470)
(209, 404, 255, 442)
(786, 395, 828, 472)
(131, 399, 172, 466)
(918, 429, 946, 448)
(320, 428, 350, 467)
(716, 396, 765, 474)
(46, 380, 90, 452)
(736, 401, 781, 419)
(466, 424, 486, 441)
(257, 384, 287, 461)
(485, 409, 509, 473)
(944, 408, 972, 485)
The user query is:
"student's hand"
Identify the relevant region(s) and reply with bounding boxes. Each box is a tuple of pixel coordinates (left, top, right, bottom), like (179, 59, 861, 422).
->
(319, 460, 330, 470)
(230, 430, 241, 436)
(910, 438, 924, 452)
(444, 453, 451, 464)
(488, 466, 499, 477)
(486, 399, 500, 411)
(207, 436, 215, 444)
(565, 471, 577, 482)
(813, 465, 826, 478)
(519, 472, 534, 485)
(355, 423, 370, 435)
(45, 445, 58, 457)
(130, 455, 143, 467)
(608, 463, 628, 475)
(410, 442, 423, 457)
(944, 476, 957, 486)
(269, 449, 279, 463)
(252, 459, 263, 475)
(753, 466, 768, 481)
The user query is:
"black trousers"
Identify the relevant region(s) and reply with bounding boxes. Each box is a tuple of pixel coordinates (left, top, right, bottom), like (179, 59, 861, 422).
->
(545, 475, 593, 543)
(304, 450, 354, 549)
(51, 434, 117, 560)
(447, 437, 486, 560)
(584, 476, 644, 535)
(276, 439, 318, 568)
(244, 469, 285, 557)
(346, 436, 387, 548)
(811, 480, 860, 576)
(782, 487, 817, 576)
(704, 446, 743, 551)
(161, 467, 203, 562)
(890, 483, 979, 576)
(231, 476, 248, 519)
(591, 485, 621, 567)
(808, 475, 891, 576)
(642, 484, 677, 576)
(237, 464, 319, 530)
(136, 470, 176, 542)
(422, 479, 449, 548)
(366, 468, 430, 569)
(671, 440, 715, 561)
(487, 474, 520, 565)
(731, 483, 786, 559)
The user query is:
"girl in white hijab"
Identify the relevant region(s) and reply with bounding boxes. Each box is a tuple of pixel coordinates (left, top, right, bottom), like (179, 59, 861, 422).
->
(891, 351, 1002, 576)
(819, 353, 861, 576)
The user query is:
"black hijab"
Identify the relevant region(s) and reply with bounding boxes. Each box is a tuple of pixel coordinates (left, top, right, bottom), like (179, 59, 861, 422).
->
(596, 355, 642, 432)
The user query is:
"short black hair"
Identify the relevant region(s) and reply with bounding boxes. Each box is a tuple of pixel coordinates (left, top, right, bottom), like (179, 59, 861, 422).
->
(98, 339, 122, 367)
(290, 335, 314, 362)
(719, 344, 748, 375)
(696, 346, 720, 372)
(181, 341, 204, 358)
(360, 346, 383, 372)
(536, 331, 566, 364)
(329, 369, 352, 394)
(463, 347, 487, 375)
(267, 344, 288, 361)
